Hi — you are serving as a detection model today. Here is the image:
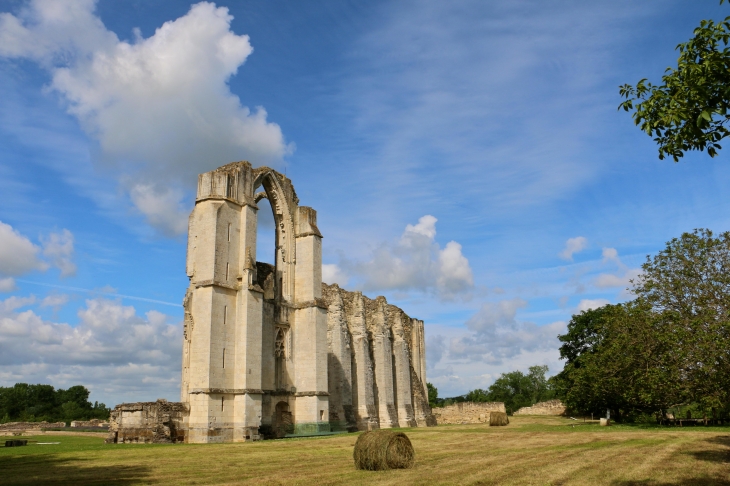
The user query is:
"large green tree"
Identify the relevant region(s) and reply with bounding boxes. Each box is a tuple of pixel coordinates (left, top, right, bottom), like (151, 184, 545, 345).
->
(619, 1, 730, 160)
(633, 228, 730, 411)
(553, 302, 682, 420)
(555, 229, 730, 419)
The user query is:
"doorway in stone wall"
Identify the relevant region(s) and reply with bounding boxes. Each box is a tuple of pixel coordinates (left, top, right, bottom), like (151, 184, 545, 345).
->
(274, 401, 293, 438)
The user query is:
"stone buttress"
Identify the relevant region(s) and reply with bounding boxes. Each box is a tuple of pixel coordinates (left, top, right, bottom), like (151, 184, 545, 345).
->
(321, 284, 434, 430)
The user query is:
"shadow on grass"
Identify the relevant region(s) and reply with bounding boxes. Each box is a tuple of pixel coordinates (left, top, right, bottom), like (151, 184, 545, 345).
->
(688, 435, 730, 464)
(612, 480, 730, 486)
(1, 454, 153, 485)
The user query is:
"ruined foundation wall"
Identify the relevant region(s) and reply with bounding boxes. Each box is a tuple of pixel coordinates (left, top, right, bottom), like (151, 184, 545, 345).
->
(70, 419, 109, 428)
(0, 421, 66, 432)
(432, 402, 506, 425)
(513, 400, 567, 416)
(322, 283, 434, 430)
(105, 400, 188, 444)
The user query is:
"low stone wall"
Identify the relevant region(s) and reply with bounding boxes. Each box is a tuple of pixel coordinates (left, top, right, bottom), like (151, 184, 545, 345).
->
(513, 400, 566, 416)
(0, 421, 66, 432)
(432, 402, 506, 425)
(70, 419, 109, 428)
(106, 399, 188, 444)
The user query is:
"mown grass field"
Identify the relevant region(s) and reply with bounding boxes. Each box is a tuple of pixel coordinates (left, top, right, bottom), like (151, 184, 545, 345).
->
(1, 416, 729, 485)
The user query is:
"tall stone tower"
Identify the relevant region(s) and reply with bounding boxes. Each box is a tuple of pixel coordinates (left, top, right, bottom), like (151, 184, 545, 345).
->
(181, 162, 329, 443)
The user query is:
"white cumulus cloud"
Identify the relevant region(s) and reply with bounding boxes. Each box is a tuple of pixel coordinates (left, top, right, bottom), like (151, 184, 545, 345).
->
(41, 293, 70, 309)
(41, 229, 76, 277)
(322, 263, 348, 286)
(129, 183, 189, 237)
(0, 221, 77, 279)
(0, 220, 48, 276)
(559, 236, 588, 261)
(344, 215, 473, 299)
(447, 298, 566, 365)
(0, 278, 16, 292)
(0, 0, 292, 236)
(575, 298, 610, 313)
(0, 295, 181, 406)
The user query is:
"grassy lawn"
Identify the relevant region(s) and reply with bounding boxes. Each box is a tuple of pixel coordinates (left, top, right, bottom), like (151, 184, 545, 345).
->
(1, 416, 729, 485)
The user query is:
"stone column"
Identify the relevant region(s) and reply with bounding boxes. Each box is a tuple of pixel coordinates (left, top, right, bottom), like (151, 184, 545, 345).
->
(390, 307, 416, 427)
(347, 292, 377, 430)
(292, 207, 329, 432)
(184, 193, 245, 443)
(418, 319, 427, 391)
(325, 287, 354, 429)
(232, 202, 264, 442)
(410, 318, 423, 389)
(370, 298, 399, 428)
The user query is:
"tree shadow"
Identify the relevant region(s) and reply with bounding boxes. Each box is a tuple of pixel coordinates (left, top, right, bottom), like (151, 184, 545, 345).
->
(2, 454, 154, 485)
(612, 479, 730, 486)
(688, 435, 730, 464)
(610, 436, 730, 486)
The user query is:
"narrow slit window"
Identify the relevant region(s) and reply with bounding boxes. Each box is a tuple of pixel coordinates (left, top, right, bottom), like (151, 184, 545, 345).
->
(221, 397, 224, 411)
(223, 348, 226, 369)
(223, 305, 227, 325)
(227, 223, 231, 242)
(226, 263, 229, 280)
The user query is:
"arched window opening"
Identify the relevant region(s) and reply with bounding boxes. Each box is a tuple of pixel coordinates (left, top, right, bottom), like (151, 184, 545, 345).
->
(256, 196, 276, 265)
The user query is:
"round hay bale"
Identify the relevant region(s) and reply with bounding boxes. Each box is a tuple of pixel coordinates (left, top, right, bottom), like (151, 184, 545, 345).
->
(490, 412, 509, 426)
(353, 430, 415, 471)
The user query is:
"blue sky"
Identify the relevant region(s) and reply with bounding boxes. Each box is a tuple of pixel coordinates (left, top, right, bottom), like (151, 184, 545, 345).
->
(1, 0, 729, 406)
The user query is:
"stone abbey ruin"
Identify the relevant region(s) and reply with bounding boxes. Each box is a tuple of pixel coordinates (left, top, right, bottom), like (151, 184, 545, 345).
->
(108, 162, 434, 443)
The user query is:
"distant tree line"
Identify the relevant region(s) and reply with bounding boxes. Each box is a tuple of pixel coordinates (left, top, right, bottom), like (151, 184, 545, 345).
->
(427, 365, 557, 415)
(553, 229, 730, 422)
(0, 383, 110, 424)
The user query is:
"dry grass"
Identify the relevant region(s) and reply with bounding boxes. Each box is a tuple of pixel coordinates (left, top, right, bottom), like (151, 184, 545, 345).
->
(1, 416, 729, 485)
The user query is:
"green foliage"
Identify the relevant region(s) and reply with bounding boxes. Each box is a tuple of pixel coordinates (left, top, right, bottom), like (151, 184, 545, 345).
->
(619, 1, 730, 160)
(0, 383, 110, 423)
(426, 382, 438, 408)
(553, 302, 682, 420)
(458, 366, 556, 415)
(554, 229, 730, 421)
(634, 228, 730, 411)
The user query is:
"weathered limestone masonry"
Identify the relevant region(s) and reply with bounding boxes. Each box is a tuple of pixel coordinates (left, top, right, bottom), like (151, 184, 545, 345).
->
(432, 402, 506, 425)
(513, 400, 567, 416)
(106, 400, 187, 444)
(322, 284, 435, 431)
(0, 422, 65, 436)
(70, 419, 109, 428)
(110, 162, 433, 443)
(177, 162, 434, 443)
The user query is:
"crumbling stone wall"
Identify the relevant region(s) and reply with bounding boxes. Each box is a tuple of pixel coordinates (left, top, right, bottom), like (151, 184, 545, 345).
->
(432, 402, 506, 425)
(105, 399, 188, 444)
(0, 421, 65, 433)
(70, 419, 109, 428)
(513, 400, 566, 416)
(322, 283, 434, 431)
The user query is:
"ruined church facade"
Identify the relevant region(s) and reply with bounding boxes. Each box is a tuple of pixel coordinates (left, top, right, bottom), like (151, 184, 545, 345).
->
(180, 161, 433, 443)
